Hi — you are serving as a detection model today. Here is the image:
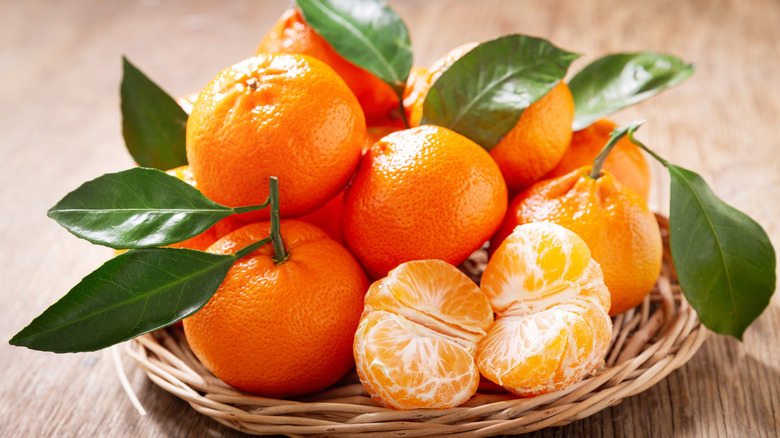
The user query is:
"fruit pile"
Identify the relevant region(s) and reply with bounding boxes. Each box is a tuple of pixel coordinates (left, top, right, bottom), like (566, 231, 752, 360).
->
(10, 0, 775, 416)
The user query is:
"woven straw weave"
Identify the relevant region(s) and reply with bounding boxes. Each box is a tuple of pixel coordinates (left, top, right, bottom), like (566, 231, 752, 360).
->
(127, 215, 710, 437)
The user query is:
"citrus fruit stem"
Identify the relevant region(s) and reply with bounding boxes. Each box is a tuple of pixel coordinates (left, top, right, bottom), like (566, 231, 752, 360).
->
(268, 176, 288, 264)
(397, 93, 410, 129)
(589, 121, 645, 179)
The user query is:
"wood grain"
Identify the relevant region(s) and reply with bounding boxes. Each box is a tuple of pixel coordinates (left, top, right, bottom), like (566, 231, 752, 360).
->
(1, 0, 778, 437)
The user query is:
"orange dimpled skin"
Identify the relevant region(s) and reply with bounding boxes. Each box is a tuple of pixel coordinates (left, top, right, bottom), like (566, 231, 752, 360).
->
(490, 167, 663, 316)
(353, 260, 494, 409)
(341, 125, 508, 279)
(186, 53, 366, 221)
(183, 220, 369, 398)
(257, 8, 400, 126)
(545, 119, 651, 201)
(489, 82, 575, 195)
(477, 223, 612, 396)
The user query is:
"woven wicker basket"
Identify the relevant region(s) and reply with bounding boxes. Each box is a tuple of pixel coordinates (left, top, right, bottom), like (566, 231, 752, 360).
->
(127, 215, 710, 437)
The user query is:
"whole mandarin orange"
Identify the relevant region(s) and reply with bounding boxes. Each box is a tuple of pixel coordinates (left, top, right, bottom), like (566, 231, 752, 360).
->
(401, 43, 574, 195)
(186, 53, 366, 221)
(489, 82, 575, 195)
(183, 220, 369, 398)
(256, 8, 401, 127)
(545, 119, 651, 201)
(341, 125, 507, 279)
(490, 167, 663, 316)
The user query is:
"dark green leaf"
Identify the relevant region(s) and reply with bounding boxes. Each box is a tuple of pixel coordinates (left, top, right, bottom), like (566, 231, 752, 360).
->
(295, 0, 412, 95)
(420, 34, 579, 150)
(569, 52, 694, 131)
(48, 167, 233, 249)
(121, 56, 189, 169)
(668, 165, 776, 340)
(9, 248, 236, 353)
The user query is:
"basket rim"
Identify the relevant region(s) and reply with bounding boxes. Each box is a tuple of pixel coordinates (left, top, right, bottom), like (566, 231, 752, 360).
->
(126, 214, 711, 437)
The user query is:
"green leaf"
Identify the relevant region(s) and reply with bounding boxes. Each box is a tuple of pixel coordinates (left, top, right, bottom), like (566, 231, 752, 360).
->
(48, 168, 238, 249)
(9, 241, 268, 353)
(569, 52, 694, 131)
(121, 56, 189, 169)
(668, 165, 776, 340)
(295, 0, 412, 95)
(420, 34, 579, 150)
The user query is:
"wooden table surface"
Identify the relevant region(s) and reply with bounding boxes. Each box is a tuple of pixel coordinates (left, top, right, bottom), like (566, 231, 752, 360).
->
(2, 0, 778, 436)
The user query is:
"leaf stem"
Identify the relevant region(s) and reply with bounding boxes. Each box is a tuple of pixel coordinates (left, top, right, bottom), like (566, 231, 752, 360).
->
(626, 128, 670, 167)
(589, 121, 645, 179)
(233, 237, 272, 260)
(397, 90, 410, 129)
(268, 177, 288, 264)
(232, 197, 271, 215)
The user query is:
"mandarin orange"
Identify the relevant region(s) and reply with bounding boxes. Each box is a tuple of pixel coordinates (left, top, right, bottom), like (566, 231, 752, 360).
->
(256, 8, 401, 126)
(183, 220, 369, 398)
(341, 125, 507, 279)
(478, 222, 612, 396)
(186, 53, 365, 221)
(545, 119, 651, 200)
(402, 43, 574, 195)
(490, 167, 663, 315)
(354, 260, 493, 409)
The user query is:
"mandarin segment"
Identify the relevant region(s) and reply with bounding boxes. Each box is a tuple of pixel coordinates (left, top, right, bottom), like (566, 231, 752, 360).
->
(186, 53, 365, 221)
(354, 260, 493, 409)
(477, 222, 612, 396)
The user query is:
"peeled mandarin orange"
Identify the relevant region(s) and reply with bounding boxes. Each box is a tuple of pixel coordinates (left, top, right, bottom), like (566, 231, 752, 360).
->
(186, 53, 366, 221)
(490, 167, 663, 315)
(477, 222, 612, 396)
(341, 125, 507, 279)
(256, 8, 401, 127)
(183, 220, 369, 398)
(545, 119, 651, 200)
(354, 260, 493, 409)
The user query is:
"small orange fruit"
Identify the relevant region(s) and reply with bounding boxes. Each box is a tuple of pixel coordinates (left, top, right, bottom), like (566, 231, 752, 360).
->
(401, 43, 574, 195)
(489, 82, 575, 195)
(341, 125, 508, 279)
(477, 222, 612, 396)
(186, 53, 366, 221)
(354, 259, 494, 409)
(490, 167, 663, 315)
(176, 92, 199, 115)
(545, 119, 651, 200)
(256, 8, 401, 127)
(183, 220, 369, 398)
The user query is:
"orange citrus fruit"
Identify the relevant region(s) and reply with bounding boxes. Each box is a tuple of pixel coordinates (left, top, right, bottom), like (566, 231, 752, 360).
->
(477, 222, 612, 396)
(490, 167, 663, 315)
(186, 53, 366, 221)
(354, 259, 494, 409)
(176, 92, 199, 115)
(545, 119, 651, 200)
(401, 43, 574, 195)
(256, 8, 401, 127)
(341, 125, 508, 279)
(183, 220, 369, 397)
(489, 82, 574, 195)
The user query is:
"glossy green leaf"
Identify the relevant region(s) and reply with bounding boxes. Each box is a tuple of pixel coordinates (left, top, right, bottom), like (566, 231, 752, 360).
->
(295, 0, 412, 95)
(9, 240, 268, 353)
(48, 168, 247, 249)
(420, 34, 578, 150)
(121, 56, 189, 169)
(667, 165, 776, 340)
(569, 52, 694, 131)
